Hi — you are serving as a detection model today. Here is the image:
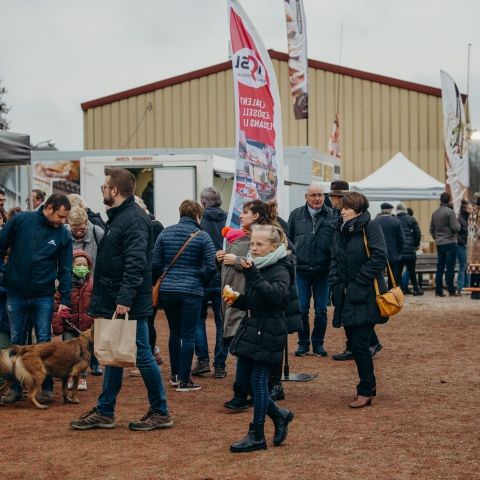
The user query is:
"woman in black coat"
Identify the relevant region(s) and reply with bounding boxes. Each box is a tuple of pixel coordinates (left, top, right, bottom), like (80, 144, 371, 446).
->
(330, 193, 388, 408)
(225, 224, 295, 452)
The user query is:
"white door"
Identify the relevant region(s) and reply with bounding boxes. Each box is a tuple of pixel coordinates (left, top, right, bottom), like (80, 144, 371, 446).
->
(154, 167, 196, 227)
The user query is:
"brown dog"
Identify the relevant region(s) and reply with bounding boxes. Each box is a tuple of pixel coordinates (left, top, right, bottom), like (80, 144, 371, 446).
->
(0, 328, 93, 409)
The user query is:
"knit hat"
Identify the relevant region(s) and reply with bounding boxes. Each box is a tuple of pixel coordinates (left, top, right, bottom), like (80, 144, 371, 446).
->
(329, 180, 350, 197)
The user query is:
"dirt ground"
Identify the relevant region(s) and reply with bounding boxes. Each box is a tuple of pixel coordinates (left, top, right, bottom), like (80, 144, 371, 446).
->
(1, 291, 479, 480)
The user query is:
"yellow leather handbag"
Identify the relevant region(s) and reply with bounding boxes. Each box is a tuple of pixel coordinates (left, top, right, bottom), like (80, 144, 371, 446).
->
(363, 230, 404, 317)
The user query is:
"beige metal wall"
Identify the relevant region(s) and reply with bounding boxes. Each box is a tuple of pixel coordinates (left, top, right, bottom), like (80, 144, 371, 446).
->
(83, 58, 444, 238)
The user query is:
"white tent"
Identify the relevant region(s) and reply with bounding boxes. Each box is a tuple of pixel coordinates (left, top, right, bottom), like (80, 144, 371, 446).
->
(351, 152, 445, 200)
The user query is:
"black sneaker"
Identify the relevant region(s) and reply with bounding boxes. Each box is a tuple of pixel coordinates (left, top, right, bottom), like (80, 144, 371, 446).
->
(0, 389, 23, 406)
(312, 345, 328, 357)
(176, 380, 201, 392)
(370, 343, 383, 357)
(129, 410, 173, 431)
(70, 407, 115, 430)
(224, 396, 250, 411)
(213, 366, 227, 378)
(37, 390, 55, 404)
(332, 350, 354, 361)
(191, 360, 211, 376)
(294, 346, 309, 356)
(169, 375, 180, 387)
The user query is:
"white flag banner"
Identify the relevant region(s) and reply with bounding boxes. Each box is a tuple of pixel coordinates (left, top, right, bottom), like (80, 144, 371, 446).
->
(284, 0, 308, 119)
(227, 0, 283, 229)
(440, 70, 469, 214)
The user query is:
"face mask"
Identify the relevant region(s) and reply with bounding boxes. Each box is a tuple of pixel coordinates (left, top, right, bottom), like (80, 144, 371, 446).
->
(73, 265, 89, 278)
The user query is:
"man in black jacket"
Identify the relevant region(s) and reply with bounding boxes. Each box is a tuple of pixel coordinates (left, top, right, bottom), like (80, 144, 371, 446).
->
(71, 168, 172, 432)
(375, 203, 404, 289)
(288, 183, 335, 356)
(0, 194, 72, 405)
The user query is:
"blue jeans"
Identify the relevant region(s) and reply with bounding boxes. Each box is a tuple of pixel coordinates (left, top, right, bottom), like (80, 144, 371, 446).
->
(162, 293, 203, 382)
(6, 293, 54, 393)
(457, 244, 469, 291)
(435, 243, 458, 294)
(97, 318, 168, 418)
(235, 356, 282, 425)
(195, 290, 228, 368)
(296, 273, 329, 348)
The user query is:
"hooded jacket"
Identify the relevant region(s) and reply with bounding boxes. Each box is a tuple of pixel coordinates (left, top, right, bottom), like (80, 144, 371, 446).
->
(0, 208, 72, 305)
(397, 211, 421, 258)
(52, 249, 94, 335)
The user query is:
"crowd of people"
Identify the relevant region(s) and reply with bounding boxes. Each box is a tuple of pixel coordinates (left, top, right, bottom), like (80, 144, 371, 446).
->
(0, 169, 478, 453)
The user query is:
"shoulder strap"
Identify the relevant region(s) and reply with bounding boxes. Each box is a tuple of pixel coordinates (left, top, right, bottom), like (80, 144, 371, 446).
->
(158, 230, 201, 284)
(92, 226, 99, 247)
(362, 228, 397, 292)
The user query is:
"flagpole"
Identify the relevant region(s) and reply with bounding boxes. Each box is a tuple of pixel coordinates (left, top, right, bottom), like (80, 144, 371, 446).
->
(466, 43, 472, 137)
(335, 23, 344, 115)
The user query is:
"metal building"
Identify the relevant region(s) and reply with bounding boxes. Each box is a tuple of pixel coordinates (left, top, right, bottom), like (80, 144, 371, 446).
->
(81, 50, 447, 236)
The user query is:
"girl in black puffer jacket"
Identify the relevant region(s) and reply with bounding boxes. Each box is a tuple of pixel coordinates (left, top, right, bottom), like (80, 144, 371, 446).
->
(226, 224, 295, 453)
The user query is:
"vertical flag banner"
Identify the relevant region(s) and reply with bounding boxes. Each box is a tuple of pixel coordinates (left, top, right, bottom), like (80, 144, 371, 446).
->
(227, 0, 283, 228)
(328, 113, 341, 159)
(284, 0, 308, 119)
(440, 70, 469, 214)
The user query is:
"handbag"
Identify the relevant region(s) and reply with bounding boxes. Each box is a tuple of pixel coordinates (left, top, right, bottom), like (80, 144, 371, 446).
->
(94, 312, 137, 368)
(152, 230, 201, 308)
(362, 230, 404, 317)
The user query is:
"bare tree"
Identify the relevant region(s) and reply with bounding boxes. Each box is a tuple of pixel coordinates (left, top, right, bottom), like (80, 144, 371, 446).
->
(0, 78, 10, 130)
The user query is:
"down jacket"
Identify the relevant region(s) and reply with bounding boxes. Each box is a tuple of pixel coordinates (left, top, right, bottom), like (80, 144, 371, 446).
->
(330, 212, 389, 327)
(152, 216, 217, 297)
(287, 204, 335, 276)
(229, 257, 293, 366)
(52, 249, 93, 335)
(89, 196, 153, 318)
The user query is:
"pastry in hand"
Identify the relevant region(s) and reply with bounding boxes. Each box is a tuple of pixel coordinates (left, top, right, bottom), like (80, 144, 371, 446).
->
(223, 284, 240, 302)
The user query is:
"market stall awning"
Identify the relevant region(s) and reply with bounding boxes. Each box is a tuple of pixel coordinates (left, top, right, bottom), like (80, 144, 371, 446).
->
(0, 131, 31, 165)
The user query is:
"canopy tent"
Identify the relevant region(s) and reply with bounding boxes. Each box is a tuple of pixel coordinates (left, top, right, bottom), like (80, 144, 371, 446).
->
(351, 152, 445, 200)
(0, 131, 31, 165)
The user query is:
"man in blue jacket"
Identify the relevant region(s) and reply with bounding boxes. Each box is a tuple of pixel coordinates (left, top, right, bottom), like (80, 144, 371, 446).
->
(0, 194, 73, 405)
(288, 183, 335, 356)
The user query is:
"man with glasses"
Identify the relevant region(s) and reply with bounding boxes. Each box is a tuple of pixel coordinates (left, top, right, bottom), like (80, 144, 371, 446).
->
(288, 183, 335, 356)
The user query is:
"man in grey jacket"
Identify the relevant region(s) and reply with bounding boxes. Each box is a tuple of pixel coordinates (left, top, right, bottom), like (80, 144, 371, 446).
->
(430, 192, 461, 297)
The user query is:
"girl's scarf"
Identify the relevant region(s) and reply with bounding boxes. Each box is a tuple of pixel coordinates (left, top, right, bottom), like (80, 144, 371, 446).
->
(247, 244, 287, 269)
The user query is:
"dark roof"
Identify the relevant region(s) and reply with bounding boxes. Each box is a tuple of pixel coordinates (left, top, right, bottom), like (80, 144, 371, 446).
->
(81, 49, 443, 112)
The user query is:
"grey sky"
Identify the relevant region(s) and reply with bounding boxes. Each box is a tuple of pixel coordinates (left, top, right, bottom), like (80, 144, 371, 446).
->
(1, 0, 479, 150)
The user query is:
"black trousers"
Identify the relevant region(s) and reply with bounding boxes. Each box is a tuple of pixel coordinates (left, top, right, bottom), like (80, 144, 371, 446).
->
(344, 324, 376, 397)
(400, 256, 419, 291)
(345, 325, 379, 352)
(388, 261, 402, 289)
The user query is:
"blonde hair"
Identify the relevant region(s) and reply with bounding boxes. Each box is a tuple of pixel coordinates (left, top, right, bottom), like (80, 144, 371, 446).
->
(68, 194, 86, 209)
(250, 224, 286, 247)
(134, 195, 148, 213)
(68, 206, 88, 226)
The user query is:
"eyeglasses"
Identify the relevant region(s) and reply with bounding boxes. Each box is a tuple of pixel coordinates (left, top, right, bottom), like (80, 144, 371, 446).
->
(307, 193, 324, 198)
(100, 185, 114, 192)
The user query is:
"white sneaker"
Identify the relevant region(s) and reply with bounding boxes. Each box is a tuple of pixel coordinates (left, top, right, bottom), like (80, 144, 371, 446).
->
(77, 378, 87, 391)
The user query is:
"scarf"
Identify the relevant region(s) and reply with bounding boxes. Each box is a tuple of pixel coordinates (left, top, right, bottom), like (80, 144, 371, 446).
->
(247, 244, 287, 269)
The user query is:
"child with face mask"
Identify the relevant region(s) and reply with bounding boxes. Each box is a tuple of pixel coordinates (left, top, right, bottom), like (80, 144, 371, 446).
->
(224, 224, 295, 453)
(52, 249, 100, 390)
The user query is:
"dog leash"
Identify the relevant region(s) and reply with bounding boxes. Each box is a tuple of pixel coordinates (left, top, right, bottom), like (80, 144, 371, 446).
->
(62, 317, 83, 335)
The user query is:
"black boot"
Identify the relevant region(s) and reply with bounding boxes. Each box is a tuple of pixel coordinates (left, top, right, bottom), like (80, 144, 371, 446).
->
(269, 382, 285, 401)
(230, 423, 267, 453)
(268, 406, 294, 446)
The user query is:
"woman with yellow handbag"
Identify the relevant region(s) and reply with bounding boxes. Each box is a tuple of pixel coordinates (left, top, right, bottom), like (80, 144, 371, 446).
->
(330, 192, 388, 408)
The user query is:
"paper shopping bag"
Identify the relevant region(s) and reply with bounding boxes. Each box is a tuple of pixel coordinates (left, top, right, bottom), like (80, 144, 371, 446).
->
(94, 312, 137, 368)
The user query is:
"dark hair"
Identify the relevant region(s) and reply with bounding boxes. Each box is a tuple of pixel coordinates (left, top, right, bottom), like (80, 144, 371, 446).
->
(104, 168, 136, 197)
(200, 186, 222, 208)
(32, 189, 46, 202)
(6, 207, 21, 221)
(407, 207, 414, 216)
(440, 191, 451, 204)
(44, 194, 71, 212)
(179, 200, 204, 220)
(243, 199, 276, 225)
(340, 192, 369, 213)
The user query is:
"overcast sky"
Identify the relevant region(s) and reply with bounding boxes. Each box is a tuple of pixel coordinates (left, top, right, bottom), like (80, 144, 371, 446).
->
(1, 0, 479, 150)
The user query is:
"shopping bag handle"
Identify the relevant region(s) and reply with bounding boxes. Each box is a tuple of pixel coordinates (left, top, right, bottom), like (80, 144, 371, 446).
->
(111, 311, 129, 321)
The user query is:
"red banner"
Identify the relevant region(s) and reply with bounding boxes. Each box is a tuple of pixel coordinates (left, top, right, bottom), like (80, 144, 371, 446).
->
(227, 0, 283, 228)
